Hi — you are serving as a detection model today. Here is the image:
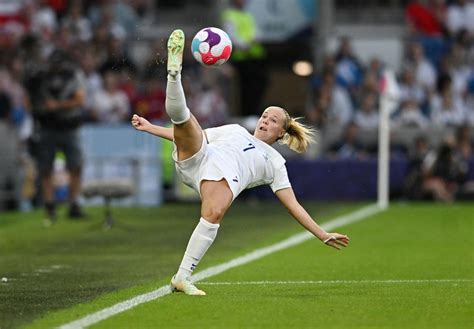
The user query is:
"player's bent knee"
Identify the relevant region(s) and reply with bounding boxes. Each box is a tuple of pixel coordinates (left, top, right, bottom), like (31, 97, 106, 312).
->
(201, 206, 226, 223)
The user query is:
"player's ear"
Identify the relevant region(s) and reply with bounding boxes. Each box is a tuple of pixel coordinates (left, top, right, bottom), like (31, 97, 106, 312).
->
(278, 128, 285, 139)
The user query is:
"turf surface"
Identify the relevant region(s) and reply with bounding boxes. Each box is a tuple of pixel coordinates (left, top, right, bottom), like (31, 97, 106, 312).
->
(0, 200, 356, 329)
(86, 203, 473, 329)
(1, 202, 472, 328)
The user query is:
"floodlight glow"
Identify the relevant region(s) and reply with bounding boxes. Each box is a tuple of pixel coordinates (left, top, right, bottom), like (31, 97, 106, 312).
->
(292, 61, 313, 76)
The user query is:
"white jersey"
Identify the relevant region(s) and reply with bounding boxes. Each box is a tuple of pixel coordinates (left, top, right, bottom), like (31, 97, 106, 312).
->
(173, 124, 291, 199)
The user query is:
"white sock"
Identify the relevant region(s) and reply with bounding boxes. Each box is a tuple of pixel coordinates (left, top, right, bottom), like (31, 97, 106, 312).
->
(176, 217, 220, 280)
(165, 73, 191, 124)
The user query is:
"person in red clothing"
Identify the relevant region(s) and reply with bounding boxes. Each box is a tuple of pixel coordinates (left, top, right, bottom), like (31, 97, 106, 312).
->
(132, 74, 166, 122)
(405, 0, 446, 36)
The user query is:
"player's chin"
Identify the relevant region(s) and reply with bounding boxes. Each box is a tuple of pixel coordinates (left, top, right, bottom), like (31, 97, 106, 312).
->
(255, 130, 268, 138)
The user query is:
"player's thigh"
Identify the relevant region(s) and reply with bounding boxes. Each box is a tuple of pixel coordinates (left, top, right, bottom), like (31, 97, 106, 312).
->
(174, 115, 204, 161)
(200, 179, 233, 223)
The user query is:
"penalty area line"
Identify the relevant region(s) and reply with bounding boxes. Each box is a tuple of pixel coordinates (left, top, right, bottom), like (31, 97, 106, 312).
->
(59, 204, 382, 329)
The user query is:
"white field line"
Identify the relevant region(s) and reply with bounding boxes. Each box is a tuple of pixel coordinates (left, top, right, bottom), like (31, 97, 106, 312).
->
(59, 204, 382, 329)
(199, 279, 473, 285)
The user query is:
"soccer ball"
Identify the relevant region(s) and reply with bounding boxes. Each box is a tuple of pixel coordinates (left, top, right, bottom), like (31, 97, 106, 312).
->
(191, 27, 232, 66)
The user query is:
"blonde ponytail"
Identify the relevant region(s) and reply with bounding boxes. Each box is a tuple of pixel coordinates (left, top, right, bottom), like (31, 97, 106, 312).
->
(279, 114, 316, 153)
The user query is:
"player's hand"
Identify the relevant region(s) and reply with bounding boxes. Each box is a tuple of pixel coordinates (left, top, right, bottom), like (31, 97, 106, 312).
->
(131, 114, 151, 131)
(322, 233, 350, 250)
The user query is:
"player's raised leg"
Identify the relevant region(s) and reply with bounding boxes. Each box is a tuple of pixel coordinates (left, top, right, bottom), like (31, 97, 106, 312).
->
(166, 29, 212, 296)
(165, 29, 203, 161)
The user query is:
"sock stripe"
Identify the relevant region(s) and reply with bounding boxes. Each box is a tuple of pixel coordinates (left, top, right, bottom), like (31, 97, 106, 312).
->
(200, 217, 220, 229)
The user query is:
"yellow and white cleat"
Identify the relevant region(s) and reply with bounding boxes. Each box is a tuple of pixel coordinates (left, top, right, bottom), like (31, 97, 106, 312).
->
(167, 29, 185, 77)
(170, 275, 206, 296)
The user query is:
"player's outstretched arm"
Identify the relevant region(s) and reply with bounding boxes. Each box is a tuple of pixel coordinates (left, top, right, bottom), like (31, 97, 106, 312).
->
(275, 187, 350, 250)
(131, 114, 174, 141)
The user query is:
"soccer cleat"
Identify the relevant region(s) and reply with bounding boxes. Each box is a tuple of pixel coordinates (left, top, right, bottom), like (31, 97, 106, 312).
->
(167, 29, 185, 77)
(170, 275, 206, 296)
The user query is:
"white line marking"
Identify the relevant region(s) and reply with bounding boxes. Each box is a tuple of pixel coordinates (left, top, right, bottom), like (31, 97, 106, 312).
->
(199, 279, 473, 285)
(59, 204, 382, 329)
(60, 286, 172, 329)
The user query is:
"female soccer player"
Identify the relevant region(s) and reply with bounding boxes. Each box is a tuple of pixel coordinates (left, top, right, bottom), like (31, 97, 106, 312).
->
(131, 30, 350, 296)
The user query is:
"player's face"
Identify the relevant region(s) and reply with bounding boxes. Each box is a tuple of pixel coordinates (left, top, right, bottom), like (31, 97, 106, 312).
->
(254, 107, 286, 144)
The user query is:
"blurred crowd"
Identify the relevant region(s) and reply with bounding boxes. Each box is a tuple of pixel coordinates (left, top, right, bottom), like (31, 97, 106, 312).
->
(0, 0, 231, 127)
(307, 0, 474, 201)
(309, 0, 473, 156)
(0, 0, 232, 213)
(0, 0, 473, 211)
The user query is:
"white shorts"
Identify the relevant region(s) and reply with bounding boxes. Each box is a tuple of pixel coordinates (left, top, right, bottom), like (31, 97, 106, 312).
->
(172, 134, 240, 200)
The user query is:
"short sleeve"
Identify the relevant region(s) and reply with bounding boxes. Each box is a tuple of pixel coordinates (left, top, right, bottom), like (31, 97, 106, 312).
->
(204, 127, 222, 143)
(205, 124, 242, 143)
(270, 164, 291, 193)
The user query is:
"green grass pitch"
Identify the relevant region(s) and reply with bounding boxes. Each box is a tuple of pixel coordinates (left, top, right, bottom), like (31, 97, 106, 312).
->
(0, 202, 472, 328)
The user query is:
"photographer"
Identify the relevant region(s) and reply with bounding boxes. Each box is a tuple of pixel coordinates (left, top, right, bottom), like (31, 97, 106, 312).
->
(27, 48, 86, 224)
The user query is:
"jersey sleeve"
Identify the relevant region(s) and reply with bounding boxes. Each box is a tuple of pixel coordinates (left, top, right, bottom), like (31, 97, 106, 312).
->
(205, 124, 242, 143)
(205, 126, 228, 143)
(270, 164, 291, 193)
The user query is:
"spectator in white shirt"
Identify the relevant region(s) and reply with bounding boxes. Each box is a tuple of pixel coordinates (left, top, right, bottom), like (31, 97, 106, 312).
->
(61, 0, 92, 42)
(324, 69, 354, 127)
(430, 74, 466, 127)
(79, 51, 103, 120)
(31, 0, 57, 37)
(446, 0, 474, 35)
(399, 65, 427, 105)
(438, 44, 471, 98)
(406, 42, 437, 92)
(393, 99, 430, 128)
(354, 92, 379, 130)
(185, 72, 229, 129)
(89, 71, 129, 123)
(308, 69, 353, 129)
